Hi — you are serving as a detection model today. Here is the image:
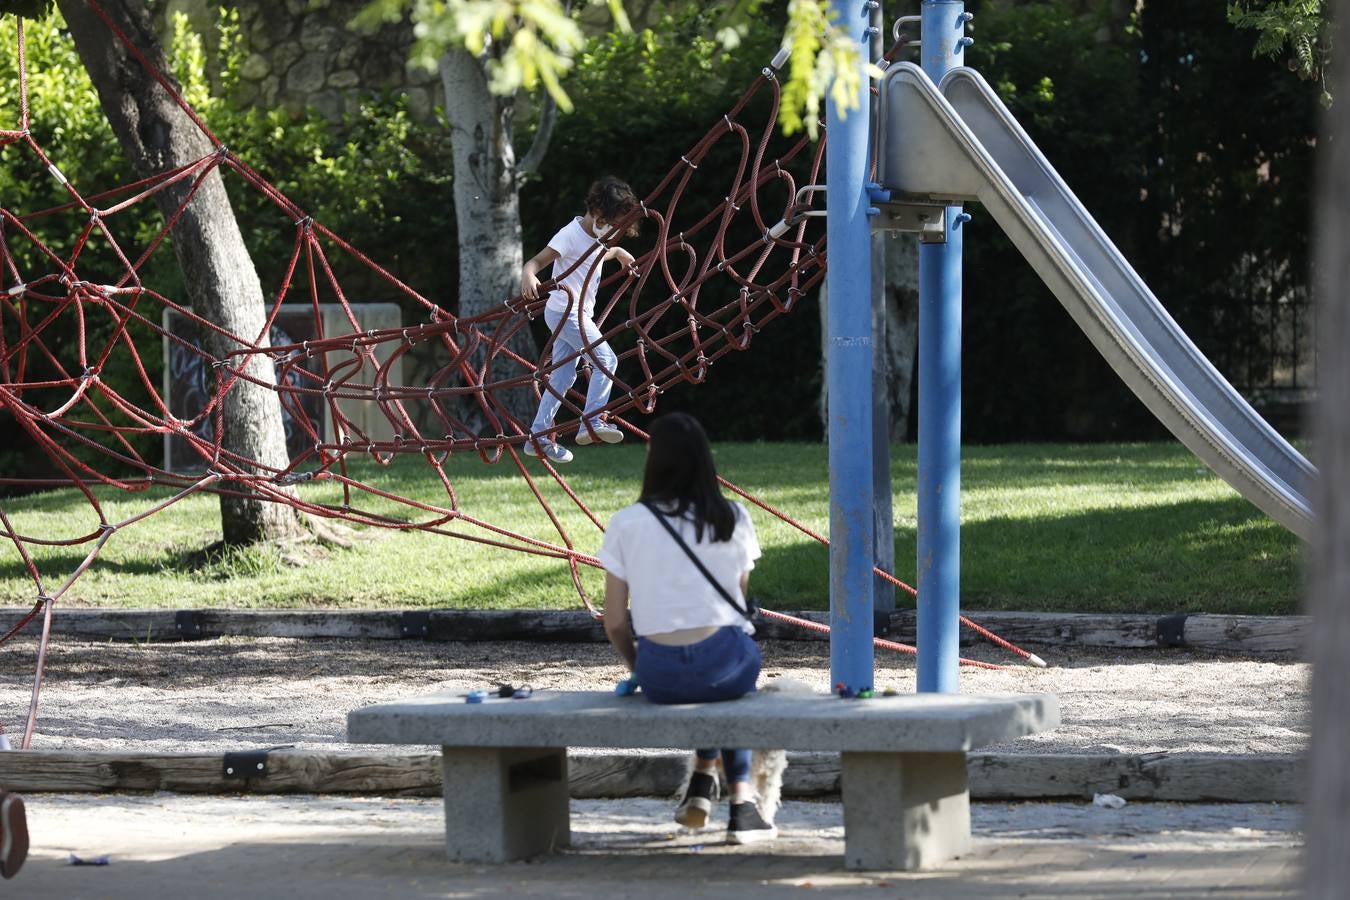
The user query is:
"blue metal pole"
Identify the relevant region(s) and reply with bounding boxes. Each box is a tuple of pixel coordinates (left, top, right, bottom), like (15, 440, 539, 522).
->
(916, 0, 968, 694)
(827, 0, 875, 693)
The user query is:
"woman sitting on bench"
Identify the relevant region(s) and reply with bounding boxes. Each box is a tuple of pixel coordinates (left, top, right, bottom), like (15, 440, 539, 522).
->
(597, 412, 776, 844)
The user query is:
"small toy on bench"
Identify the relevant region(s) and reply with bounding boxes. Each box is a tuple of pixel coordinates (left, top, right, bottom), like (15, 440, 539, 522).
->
(835, 682, 875, 699)
(464, 684, 534, 704)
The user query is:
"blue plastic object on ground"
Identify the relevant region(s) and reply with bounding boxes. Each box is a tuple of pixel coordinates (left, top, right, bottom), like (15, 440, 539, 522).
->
(614, 677, 640, 696)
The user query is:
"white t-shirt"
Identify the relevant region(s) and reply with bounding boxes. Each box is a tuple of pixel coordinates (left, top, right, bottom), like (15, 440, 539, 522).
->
(545, 217, 606, 319)
(597, 500, 762, 636)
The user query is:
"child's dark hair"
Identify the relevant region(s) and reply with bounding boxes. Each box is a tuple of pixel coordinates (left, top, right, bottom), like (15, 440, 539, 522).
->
(586, 176, 640, 237)
(639, 412, 735, 543)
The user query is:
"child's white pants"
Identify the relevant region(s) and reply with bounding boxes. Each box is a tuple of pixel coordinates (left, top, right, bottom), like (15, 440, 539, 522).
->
(529, 306, 617, 435)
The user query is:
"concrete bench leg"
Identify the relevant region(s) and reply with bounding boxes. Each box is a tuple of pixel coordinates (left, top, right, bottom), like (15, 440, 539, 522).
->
(841, 751, 971, 871)
(439, 746, 570, 863)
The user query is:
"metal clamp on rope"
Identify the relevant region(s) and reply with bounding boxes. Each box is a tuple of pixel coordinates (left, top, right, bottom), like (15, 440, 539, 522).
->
(892, 14, 922, 44)
(273, 470, 315, 486)
(792, 184, 829, 220)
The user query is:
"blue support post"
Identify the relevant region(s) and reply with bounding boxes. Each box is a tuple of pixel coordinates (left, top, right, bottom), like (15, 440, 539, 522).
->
(826, 0, 875, 692)
(916, 0, 968, 694)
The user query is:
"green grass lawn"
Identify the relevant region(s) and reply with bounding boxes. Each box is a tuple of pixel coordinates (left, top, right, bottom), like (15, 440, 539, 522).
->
(0, 442, 1302, 615)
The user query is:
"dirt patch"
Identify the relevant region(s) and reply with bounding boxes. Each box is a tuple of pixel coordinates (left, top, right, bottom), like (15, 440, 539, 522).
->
(0, 637, 1308, 755)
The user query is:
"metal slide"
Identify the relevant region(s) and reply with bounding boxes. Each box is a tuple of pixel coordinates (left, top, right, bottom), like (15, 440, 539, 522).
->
(877, 63, 1313, 539)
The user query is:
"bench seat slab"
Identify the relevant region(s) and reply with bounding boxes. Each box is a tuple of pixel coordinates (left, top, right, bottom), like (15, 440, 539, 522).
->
(842, 751, 971, 870)
(440, 746, 570, 863)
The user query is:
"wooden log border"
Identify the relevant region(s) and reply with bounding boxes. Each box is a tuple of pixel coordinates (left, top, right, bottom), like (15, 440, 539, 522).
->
(0, 608, 1308, 654)
(0, 749, 1303, 803)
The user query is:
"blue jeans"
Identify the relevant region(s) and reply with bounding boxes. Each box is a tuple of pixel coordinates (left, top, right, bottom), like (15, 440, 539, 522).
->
(634, 626, 761, 783)
(530, 307, 618, 435)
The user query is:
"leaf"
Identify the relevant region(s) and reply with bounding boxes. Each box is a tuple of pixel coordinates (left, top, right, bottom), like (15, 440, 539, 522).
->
(1227, 0, 1328, 89)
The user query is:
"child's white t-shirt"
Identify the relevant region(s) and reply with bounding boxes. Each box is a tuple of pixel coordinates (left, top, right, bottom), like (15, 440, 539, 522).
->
(597, 500, 761, 636)
(545, 217, 605, 319)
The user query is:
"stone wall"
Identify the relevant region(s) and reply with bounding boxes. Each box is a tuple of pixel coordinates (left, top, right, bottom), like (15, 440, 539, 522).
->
(158, 0, 442, 122)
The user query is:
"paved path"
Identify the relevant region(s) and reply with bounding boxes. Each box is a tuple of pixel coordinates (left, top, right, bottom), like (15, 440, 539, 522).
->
(17, 794, 1300, 898)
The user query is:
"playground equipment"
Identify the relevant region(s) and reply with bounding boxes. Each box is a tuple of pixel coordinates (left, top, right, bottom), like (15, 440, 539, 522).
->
(878, 63, 1313, 539)
(820, 1, 1312, 697)
(0, 2, 1307, 744)
(1, 4, 1051, 748)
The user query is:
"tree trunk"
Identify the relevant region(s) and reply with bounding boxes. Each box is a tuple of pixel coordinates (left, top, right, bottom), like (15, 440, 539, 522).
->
(60, 0, 301, 545)
(881, 232, 920, 441)
(440, 49, 537, 434)
(1306, 4, 1349, 895)
(818, 232, 919, 441)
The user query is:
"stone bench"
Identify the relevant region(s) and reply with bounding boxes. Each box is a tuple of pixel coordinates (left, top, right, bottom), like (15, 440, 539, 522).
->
(347, 689, 1059, 870)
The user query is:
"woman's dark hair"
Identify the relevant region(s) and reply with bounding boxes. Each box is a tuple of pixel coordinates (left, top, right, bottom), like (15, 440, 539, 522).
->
(585, 176, 640, 237)
(639, 412, 735, 542)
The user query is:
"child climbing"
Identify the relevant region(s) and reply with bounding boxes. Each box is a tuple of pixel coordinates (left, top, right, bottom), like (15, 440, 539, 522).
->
(519, 176, 639, 464)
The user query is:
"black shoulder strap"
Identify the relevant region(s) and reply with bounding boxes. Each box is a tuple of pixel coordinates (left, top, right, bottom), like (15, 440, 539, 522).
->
(639, 501, 753, 620)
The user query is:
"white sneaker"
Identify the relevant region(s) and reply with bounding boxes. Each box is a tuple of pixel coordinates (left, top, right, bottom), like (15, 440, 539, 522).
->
(522, 438, 573, 463)
(575, 421, 624, 446)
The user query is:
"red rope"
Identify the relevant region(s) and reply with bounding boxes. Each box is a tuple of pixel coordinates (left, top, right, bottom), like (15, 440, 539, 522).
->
(757, 609, 1007, 672)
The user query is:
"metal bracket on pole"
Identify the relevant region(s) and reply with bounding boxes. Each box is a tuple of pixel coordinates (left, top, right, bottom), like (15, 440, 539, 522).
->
(872, 203, 948, 242)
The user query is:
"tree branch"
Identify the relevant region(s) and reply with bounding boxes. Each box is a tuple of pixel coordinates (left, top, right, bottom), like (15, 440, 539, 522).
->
(516, 90, 558, 180)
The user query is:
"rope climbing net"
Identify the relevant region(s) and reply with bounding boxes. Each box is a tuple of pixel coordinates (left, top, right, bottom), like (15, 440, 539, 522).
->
(0, 7, 1038, 748)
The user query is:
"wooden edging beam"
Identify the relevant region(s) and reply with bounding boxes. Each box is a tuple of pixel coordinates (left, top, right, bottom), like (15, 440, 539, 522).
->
(0, 750, 1303, 803)
(0, 608, 1309, 654)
